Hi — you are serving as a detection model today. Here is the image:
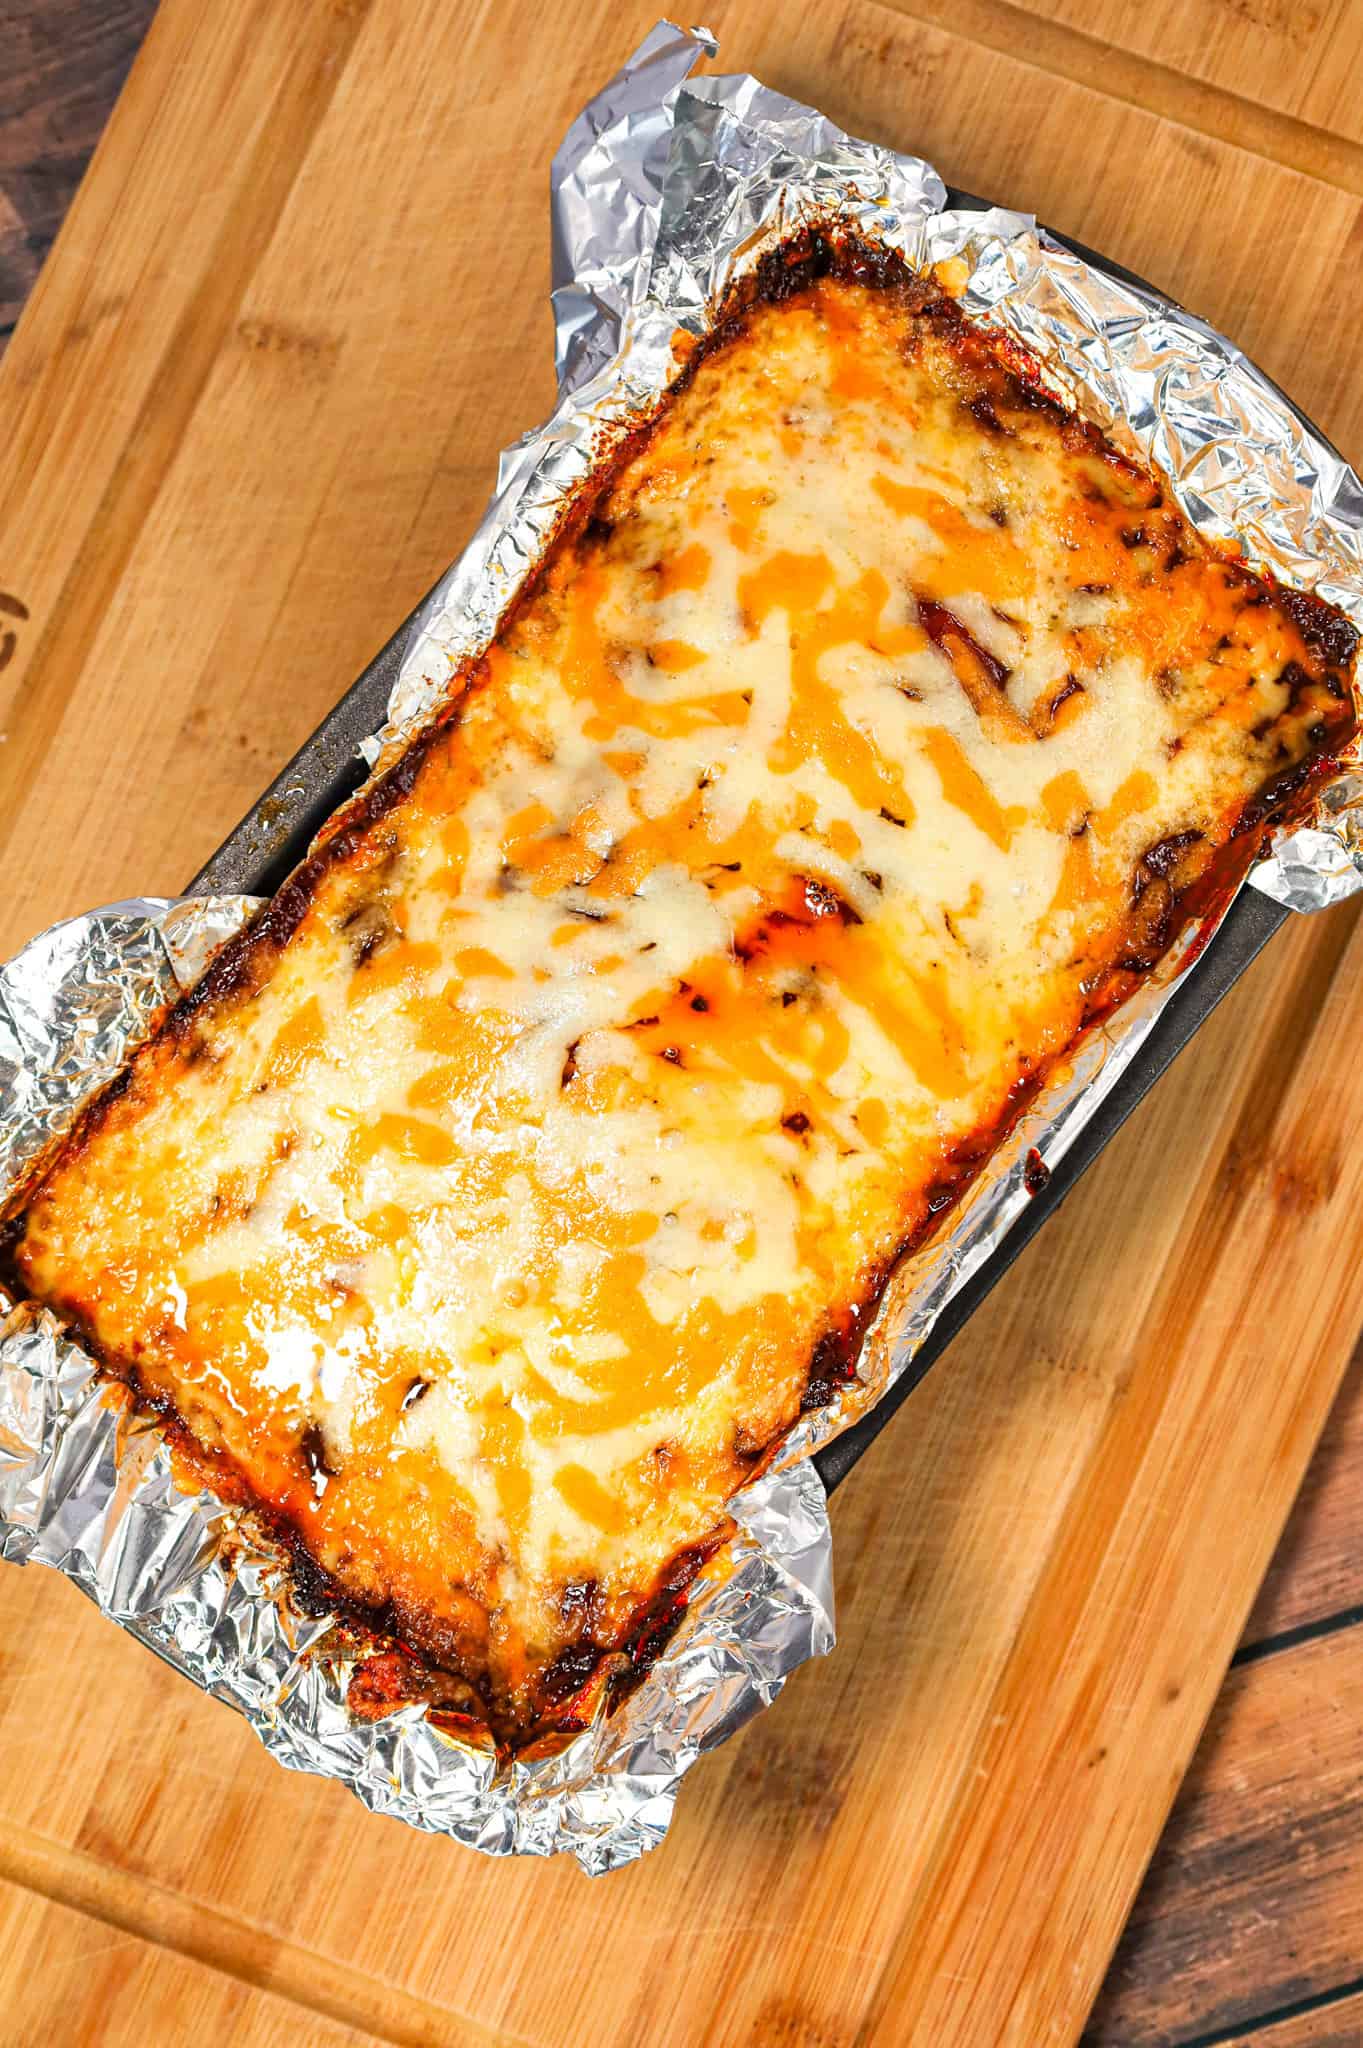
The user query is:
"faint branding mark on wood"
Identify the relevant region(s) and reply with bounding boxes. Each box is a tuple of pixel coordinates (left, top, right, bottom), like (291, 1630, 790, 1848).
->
(1218, 1133, 1344, 1215)
(236, 315, 342, 380)
(731, 1732, 852, 1841)
(0, 590, 30, 674)
(844, 21, 941, 88)
(1271, 1148, 1344, 1214)
(67, 294, 129, 347)
(743, 1993, 850, 2047)
(1217, 0, 1322, 32)
(1173, 127, 1218, 170)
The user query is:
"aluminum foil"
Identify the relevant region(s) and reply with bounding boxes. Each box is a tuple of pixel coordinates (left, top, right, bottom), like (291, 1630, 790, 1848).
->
(2, 23, 1362, 1873)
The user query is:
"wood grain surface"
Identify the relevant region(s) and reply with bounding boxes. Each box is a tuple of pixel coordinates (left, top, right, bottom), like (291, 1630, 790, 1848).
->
(0, 1879, 372, 2048)
(2, 2, 1362, 2045)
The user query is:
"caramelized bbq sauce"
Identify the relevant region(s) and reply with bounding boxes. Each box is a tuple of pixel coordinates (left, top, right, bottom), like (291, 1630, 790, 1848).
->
(9, 229, 1357, 1746)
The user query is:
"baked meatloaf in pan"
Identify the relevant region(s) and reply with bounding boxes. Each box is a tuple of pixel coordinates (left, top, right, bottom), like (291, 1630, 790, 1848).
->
(5, 212, 1356, 1752)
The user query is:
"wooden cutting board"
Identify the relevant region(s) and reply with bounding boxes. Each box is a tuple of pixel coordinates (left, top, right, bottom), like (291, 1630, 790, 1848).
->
(2, 2, 1362, 2042)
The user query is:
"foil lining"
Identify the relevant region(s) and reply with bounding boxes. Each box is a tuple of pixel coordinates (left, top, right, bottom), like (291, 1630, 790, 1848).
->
(2, 22, 1361, 1873)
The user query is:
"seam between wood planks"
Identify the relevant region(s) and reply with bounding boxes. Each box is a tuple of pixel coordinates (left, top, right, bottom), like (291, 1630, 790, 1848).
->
(1165, 1969, 1363, 2048)
(861, 0, 1363, 198)
(0, 0, 373, 880)
(1234, 1602, 1363, 1668)
(0, 1817, 527, 2048)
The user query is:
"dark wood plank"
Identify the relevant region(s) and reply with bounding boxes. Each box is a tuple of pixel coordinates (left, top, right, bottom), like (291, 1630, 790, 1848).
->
(0, 0, 155, 338)
(1086, 1625, 1363, 2046)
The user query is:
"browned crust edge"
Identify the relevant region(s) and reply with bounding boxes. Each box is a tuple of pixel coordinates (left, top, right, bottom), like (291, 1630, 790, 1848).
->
(2, 223, 1358, 1749)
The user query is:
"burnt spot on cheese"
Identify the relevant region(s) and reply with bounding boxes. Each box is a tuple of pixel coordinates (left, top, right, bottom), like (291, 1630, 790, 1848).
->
(731, 1423, 766, 1463)
(612, 1539, 720, 1704)
(558, 1576, 603, 1636)
(1138, 828, 1207, 888)
(300, 1424, 336, 1499)
(537, 1639, 605, 1706)
(917, 596, 1010, 689)
(916, 594, 1032, 742)
(800, 1327, 860, 1413)
(181, 1034, 222, 1068)
(1279, 587, 1360, 672)
(966, 392, 1009, 436)
(1037, 675, 1085, 734)
(341, 898, 398, 968)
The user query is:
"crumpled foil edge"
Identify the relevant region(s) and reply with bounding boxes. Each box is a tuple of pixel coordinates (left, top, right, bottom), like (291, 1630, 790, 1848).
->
(2, 21, 1360, 1873)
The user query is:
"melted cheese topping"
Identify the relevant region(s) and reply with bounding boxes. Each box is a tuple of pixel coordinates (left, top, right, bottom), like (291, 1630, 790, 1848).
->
(15, 264, 1355, 1739)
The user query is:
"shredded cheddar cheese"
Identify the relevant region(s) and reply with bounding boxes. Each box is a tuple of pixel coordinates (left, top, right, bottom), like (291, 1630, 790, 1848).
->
(12, 240, 1356, 1743)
